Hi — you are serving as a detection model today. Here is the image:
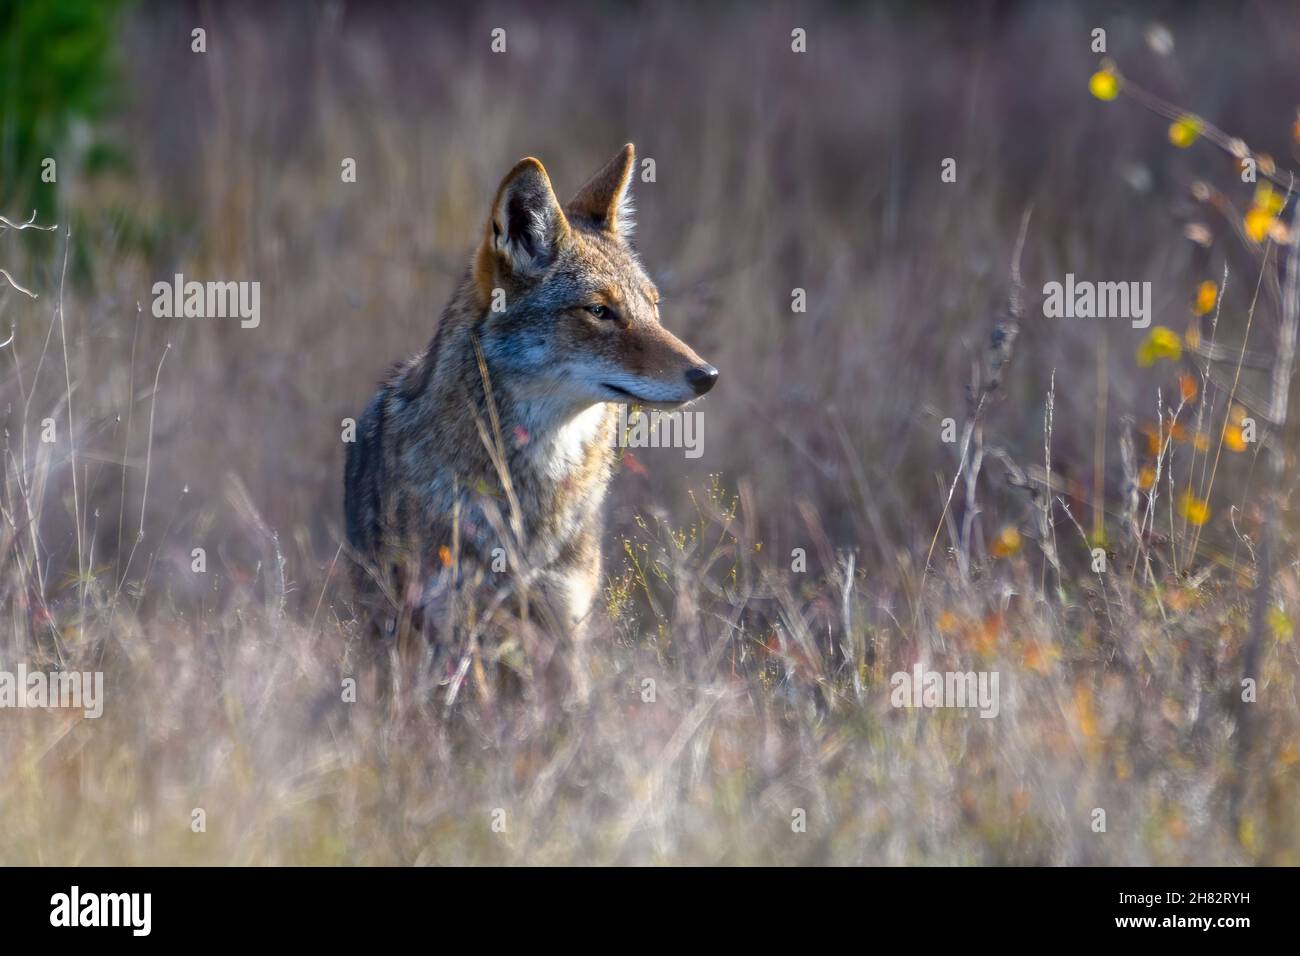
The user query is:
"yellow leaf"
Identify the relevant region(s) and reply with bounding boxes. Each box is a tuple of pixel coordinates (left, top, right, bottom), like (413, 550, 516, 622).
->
(1179, 372, 1199, 402)
(1268, 606, 1292, 640)
(1088, 69, 1121, 101)
(1245, 206, 1275, 243)
(1137, 326, 1183, 367)
(1138, 465, 1156, 491)
(1074, 684, 1098, 739)
(1022, 640, 1060, 675)
(991, 526, 1022, 558)
(1239, 817, 1258, 855)
(1253, 183, 1286, 216)
(1168, 115, 1203, 148)
(1178, 492, 1210, 526)
(1193, 280, 1217, 316)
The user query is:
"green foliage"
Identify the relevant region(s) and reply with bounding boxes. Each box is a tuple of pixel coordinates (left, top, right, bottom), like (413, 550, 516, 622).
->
(0, 0, 127, 217)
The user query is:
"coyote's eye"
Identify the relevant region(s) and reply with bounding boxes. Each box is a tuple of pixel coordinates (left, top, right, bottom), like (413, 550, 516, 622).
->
(584, 304, 611, 319)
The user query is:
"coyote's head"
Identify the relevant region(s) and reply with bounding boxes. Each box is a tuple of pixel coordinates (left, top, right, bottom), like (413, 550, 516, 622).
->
(471, 144, 717, 411)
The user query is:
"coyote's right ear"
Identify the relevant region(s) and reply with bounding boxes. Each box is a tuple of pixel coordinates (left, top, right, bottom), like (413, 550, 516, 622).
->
(479, 157, 570, 285)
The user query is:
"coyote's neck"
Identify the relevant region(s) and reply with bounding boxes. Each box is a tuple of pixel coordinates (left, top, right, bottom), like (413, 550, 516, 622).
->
(518, 401, 613, 482)
(409, 315, 617, 515)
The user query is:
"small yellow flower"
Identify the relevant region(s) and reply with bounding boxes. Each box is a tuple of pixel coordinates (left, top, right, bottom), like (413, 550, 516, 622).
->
(1138, 465, 1157, 491)
(1088, 69, 1121, 101)
(1193, 280, 1217, 316)
(1178, 492, 1210, 526)
(1168, 115, 1203, 148)
(991, 526, 1022, 558)
(1253, 183, 1286, 216)
(1244, 206, 1273, 243)
(1179, 372, 1199, 402)
(1137, 326, 1183, 367)
(1224, 424, 1248, 452)
(1244, 185, 1286, 244)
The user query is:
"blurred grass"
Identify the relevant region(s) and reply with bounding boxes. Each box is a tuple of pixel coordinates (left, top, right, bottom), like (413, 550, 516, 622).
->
(1, 0, 1299, 864)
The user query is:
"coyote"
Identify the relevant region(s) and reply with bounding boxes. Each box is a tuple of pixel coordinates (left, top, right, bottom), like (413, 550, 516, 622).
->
(344, 144, 717, 648)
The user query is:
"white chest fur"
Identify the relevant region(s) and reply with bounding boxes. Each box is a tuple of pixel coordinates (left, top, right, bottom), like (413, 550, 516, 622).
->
(526, 402, 609, 483)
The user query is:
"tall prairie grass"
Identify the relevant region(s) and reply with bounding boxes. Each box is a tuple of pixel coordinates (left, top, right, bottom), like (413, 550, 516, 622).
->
(2, 0, 1299, 864)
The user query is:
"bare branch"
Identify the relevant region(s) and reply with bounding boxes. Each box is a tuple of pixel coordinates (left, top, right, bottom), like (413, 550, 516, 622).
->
(0, 268, 39, 299)
(0, 210, 58, 232)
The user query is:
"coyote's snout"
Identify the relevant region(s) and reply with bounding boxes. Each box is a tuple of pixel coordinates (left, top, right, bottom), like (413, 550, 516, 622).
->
(344, 144, 717, 644)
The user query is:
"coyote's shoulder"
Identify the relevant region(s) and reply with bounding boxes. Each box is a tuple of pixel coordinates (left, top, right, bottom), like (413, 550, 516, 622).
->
(344, 144, 716, 640)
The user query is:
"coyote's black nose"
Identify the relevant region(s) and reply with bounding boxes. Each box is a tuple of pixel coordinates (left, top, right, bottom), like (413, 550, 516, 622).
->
(686, 364, 719, 396)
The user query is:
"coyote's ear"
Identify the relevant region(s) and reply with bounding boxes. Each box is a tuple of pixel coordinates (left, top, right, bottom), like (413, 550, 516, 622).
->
(567, 143, 635, 236)
(482, 157, 570, 280)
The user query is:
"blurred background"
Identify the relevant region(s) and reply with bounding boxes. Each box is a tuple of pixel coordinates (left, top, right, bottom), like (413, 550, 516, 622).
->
(2, 0, 1299, 864)
(7, 0, 1300, 573)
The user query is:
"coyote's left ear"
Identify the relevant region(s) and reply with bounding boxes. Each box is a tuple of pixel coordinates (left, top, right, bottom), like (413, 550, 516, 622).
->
(567, 143, 636, 236)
